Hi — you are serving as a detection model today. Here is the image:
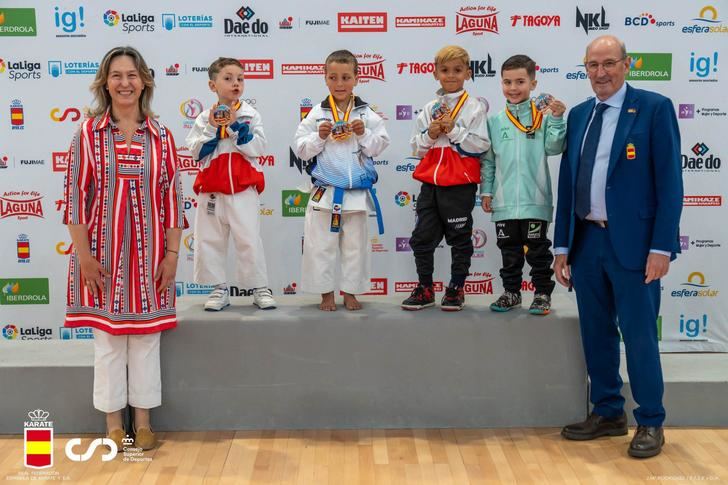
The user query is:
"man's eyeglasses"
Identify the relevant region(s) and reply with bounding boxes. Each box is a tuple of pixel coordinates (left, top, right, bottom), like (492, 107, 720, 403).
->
(584, 57, 626, 73)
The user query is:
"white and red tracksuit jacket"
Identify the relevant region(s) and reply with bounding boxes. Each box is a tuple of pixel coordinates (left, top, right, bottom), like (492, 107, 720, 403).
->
(185, 100, 267, 195)
(410, 88, 491, 186)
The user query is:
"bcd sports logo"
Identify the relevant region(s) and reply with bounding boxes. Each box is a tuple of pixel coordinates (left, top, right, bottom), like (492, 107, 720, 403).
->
(456, 6, 499, 35)
(24, 410, 53, 469)
(338, 12, 387, 32)
(624, 12, 674, 28)
(0, 191, 44, 220)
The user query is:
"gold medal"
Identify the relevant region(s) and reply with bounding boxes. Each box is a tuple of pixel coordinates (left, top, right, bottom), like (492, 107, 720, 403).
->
(216, 100, 241, 138)
(328, 94, 354, 141)
(432, 91, 469, 121)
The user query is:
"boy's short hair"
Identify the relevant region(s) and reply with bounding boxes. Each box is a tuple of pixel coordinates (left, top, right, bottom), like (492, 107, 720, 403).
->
(325, 49, 358, 74)
(501, 55, 537, 79)
(434, 45, 470, 67)
(208, 57, 244, 80)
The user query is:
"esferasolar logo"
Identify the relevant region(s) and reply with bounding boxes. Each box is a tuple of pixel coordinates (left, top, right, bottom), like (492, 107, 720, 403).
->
(625, 53, 672, 81)
(1, 278, 50, 305)
(0, 8, 37, 36)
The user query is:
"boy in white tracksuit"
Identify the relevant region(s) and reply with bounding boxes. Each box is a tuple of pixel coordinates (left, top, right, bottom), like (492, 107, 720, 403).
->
(293, 49, 390, 311)
(186, 57, 276, 311)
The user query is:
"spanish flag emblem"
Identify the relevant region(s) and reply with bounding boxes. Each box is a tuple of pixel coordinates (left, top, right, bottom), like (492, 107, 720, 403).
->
(24, 429, 53, 468)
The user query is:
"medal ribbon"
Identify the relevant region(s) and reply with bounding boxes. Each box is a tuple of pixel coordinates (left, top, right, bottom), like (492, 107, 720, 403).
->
(328, 94, 353, 123)
(219, 100, 242, 139)
(448, 91, 469, 121)
(505, 101, 543, 134)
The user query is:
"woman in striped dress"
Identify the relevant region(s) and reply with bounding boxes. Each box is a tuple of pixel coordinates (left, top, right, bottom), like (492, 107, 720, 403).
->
(63, 46, 185, 451)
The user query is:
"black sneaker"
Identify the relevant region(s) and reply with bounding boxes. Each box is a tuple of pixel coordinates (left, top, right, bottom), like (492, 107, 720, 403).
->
(529, 293, 551, 315)
(401, 284, 435, 310)
(441, 285, 465, 312)
(490, 291, 522, 312)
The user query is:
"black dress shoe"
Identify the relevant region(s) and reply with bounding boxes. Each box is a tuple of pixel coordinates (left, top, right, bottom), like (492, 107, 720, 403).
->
(628, 426, 664, 458)
(561, 412, 628, 440)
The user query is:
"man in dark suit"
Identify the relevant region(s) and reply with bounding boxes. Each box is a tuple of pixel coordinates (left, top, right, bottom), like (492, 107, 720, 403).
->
(553, 35, 683, 458)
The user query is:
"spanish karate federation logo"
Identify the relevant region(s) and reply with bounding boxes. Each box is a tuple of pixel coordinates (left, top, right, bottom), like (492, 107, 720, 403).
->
(24, 409, 54, 469)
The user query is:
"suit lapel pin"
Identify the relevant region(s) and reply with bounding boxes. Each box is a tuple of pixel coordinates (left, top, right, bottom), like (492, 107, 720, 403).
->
(627, 107, 637, 114)
(626, 143, 636, 160)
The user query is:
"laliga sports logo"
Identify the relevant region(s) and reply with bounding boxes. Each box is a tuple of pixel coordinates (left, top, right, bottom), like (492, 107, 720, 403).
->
(180, 99, 203, 120)
(3, 323, 19, 339)
(394, 191, 411, 207)
(0, 58, 6, 73)
(50, 107, 81, 122)
(103, 10, 120, 27)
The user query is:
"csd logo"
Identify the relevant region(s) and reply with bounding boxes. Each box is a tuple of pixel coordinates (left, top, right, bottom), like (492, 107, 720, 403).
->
(65, 438, 117, 462)
(50, 108, 81, 122)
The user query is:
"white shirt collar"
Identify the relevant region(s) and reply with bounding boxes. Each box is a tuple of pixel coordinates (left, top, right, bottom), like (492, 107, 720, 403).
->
(598, 82, 627, 109)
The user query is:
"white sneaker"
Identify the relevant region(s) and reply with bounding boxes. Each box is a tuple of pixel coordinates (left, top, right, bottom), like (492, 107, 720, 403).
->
(253, 287, 277, 310)
(204, 287, 230, 311)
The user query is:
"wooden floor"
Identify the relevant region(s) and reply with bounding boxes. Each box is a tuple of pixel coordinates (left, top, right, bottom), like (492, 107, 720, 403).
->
(1, 428, 727, 484)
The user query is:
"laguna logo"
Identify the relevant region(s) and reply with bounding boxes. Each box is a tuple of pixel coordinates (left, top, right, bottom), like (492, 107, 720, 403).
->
(176, 147, 201, 174)
(456, 6, 499, 35)
(357, 54, 385, 82)
(338, 12, 387, 32)
(0, 191, 44, 220)
(239, 59, 273, 79)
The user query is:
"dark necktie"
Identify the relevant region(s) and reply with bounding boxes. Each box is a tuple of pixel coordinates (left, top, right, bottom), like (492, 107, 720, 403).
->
(575, 103, 609, 220)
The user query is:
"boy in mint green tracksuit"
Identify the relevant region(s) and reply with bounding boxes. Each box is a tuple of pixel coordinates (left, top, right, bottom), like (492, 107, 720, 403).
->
(480, 54, 567, 315)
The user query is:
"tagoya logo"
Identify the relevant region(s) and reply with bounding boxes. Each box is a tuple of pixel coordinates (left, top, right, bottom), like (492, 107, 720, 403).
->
(456, 6, 499, 35)
(239, 59, 273, 79)
(338, 12, 387, 32)
(0, 191, 44, 220)
(510, 14, 561, 27)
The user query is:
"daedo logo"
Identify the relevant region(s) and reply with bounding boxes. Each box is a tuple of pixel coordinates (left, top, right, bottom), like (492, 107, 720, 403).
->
(683, 195, 722, 206)
(224, 6, 269, 37)
(456, 6, 499, 35)
(281, 64, 325, 76)
(0, 191, 44, 220)
(338, 12, 387, 32)
(625, 53, 672, 81)
(682, 142, 721, 172)
(395, 16, 445, 28)
(239, 59, 273, 79)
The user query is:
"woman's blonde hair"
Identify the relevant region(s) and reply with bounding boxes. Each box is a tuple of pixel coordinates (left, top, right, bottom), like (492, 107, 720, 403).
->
(88, 46, 155, 119)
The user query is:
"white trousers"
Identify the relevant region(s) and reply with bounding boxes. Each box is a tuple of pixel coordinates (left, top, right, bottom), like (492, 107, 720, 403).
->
(301, 206, 370, 294)
(194, 187, 269, 288)
(93, 329, 161, 413)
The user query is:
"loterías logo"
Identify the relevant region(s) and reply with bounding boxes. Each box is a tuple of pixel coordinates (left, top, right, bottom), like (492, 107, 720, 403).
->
(338, 12, 387, 32)
(456, 6, 499, 35)
(0, 191, 44, 220)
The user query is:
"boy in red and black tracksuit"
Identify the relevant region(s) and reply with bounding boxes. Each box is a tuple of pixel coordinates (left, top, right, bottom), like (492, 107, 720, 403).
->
(401, 45, 491, 311)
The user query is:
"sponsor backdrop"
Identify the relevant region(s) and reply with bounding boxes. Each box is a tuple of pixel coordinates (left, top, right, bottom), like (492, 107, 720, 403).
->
(0, 1, 725, 351)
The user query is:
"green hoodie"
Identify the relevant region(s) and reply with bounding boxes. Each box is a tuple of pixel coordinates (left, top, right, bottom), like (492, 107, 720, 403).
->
(480, 99, 566, 222)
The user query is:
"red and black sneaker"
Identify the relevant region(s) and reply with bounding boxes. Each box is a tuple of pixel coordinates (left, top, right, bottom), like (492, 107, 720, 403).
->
(401, 284, 435, 311)
(441, 285, 465, 311)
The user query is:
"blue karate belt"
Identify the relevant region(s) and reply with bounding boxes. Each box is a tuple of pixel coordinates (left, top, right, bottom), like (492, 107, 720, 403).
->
(329, 186, 384, 235)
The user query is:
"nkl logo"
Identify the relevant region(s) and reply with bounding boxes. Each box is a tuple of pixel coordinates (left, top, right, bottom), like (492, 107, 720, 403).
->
(576, 6, 610, 34)
(289, 147, 313, 174)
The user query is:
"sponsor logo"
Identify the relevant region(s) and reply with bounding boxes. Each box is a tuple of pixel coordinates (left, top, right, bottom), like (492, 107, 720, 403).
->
(0, 155, 9, 169)
(48, 60, 99, 77)
(356, 54, 385, 82)
(682, 142, 721, 172)
(470, 56, 496, 79)
(395, 16, 446, 28)
(456, 6, 499, 35)
(394, 191, 412, 207)
(678, 103, 726, 119)
(2, 324, 18, 339)
(10, 99, 25, 129)
(282, 63, 325, 76)
(396, 105, 413, 120)
(0, 278, 50, 305)
(17, 233, 29, 263)
(175, 282, 214, 296)
(18, 158, 44, 167)
(0, 58, 41, 80)
(24, 410, 53, 468)
(59, 327, 94, 340)
(161, 13, 213, 30)
(180, 99, 203, 129)
(626, 53, 672, 81)
(103, 10, 155, 33)
(521, 281, 536, 292)
(536, 65, 560, 74)
(396, 157, 418, 172)
(680, 313, 709, 339)
(689, 51, 719, 82)
(302, 19, 330, 27)
(464, 272, 495, 294)
(671, 271, 719, 298)
(679, 104, 695, 119)
(165, 63, 183, 76)
(283, 283, 297, 295)
(56, 241, 73, 255)
(278, 16, 293, 29)
(338, 12, 387, 32)
(282, 190, 309, 217)
(50, 107, 81, 122)
(176, 146, 201, 174)
(0, 191, 44, 220)
(395, 237, 412, 252)
(397, 61, 435, 75)
(682, 5, 728, 34)
(65, 438, 117, 462)
(299, 97, 313, 120)
(363, 278, 388, 296)
(680, 235, 721, 250)
(224, 6, 269, 37)
(576, 6, 610, 34)
(258, 155, 275, 166)
(239, 59, 273, 79)
(510, 14, 561, 27)
(0, 8, 37, 36)
(4, 325, 52, 340)
(289, 147, 312, 174)
(565, 65, 588, 80)
(395, 281, 444, 292)
(472, 228, 486, 258)
(54, 6, 86, 37)
(683, 195, 721, 206)
(624, 12, 675, 28)
(371, 236, 388, 253)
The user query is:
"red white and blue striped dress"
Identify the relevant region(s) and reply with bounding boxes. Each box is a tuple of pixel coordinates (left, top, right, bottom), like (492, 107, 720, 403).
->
(63, 111, 186, 335)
